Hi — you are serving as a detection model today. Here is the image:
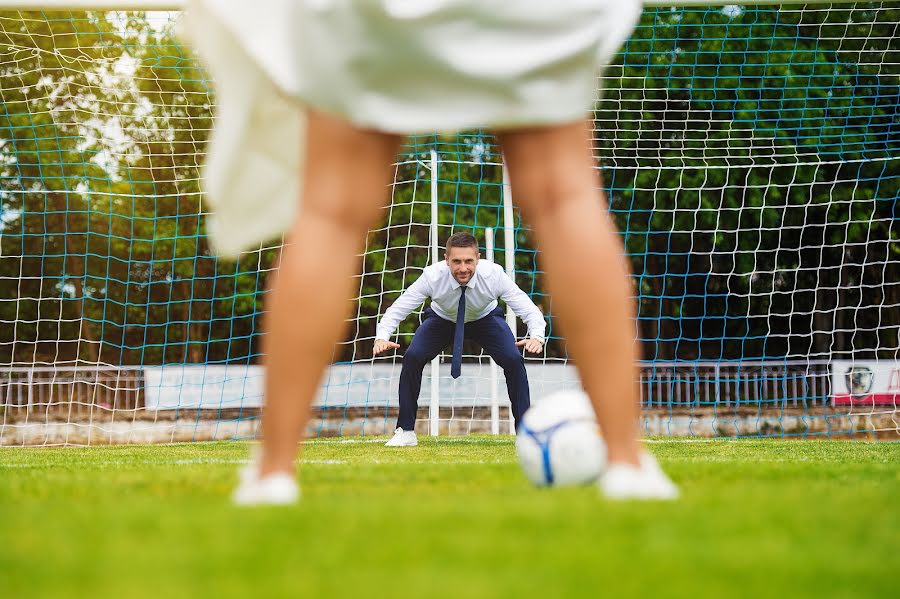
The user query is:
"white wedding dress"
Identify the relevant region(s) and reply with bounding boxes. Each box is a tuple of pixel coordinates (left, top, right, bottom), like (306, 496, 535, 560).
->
(182, 0, 642, 257)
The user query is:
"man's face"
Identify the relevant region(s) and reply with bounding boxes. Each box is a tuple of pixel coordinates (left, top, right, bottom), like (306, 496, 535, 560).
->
(446, 245, 479, 286)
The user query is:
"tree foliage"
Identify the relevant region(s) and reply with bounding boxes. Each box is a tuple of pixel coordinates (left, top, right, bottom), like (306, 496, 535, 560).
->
(0, 5, 896, 367)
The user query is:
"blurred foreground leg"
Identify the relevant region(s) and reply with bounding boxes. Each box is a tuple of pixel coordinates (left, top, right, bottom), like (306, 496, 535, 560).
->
(497, 120, 677, 500)
(235, 110, 400, 505)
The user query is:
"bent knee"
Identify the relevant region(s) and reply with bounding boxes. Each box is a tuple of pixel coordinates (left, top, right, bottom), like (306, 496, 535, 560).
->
(495, 352, 525, 370)
(402, 350, 429, 367)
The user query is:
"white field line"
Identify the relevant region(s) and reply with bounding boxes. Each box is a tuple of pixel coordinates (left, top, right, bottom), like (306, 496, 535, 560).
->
(0, 458, 349, 467)
(304, 436, 514, 445)
(0, 456, 512, 467)
(644, 438, 729, 443)
(307, 437, 750, 445)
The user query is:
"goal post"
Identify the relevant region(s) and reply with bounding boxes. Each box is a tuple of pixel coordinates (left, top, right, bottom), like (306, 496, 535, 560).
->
(0, 1, 896, 445)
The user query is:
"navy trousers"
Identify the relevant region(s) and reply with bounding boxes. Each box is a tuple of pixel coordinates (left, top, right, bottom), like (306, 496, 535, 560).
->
(397, 306, 530, 431)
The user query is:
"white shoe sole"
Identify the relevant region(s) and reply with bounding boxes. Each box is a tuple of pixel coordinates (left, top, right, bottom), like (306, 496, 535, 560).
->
(599, 454, 679, 500)
(232, 446, 300, 506)
(385, 438, 417, 447)
(233, 472, 300, 506)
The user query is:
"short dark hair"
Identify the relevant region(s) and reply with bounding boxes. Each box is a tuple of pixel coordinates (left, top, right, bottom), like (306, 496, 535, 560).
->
(445, 231, 479, 253)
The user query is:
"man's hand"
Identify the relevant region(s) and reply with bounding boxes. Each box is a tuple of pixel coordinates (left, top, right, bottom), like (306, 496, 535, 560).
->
(516, 338, 544, 354)
(373, 339, 401, 356)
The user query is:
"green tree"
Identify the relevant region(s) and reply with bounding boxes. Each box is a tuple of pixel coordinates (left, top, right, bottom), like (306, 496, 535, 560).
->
(1, 5, 896, 368)
(0, 11, 124, 364)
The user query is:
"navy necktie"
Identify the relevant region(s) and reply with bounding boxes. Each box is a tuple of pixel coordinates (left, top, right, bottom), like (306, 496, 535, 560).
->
(451, 286, 467, 379)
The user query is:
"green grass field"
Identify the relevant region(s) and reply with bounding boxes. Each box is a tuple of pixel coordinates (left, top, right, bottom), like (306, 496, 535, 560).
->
(1, 437, 897, 598)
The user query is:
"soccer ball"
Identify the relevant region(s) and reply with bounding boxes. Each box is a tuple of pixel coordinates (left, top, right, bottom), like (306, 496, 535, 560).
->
(516, 390, 606, 486)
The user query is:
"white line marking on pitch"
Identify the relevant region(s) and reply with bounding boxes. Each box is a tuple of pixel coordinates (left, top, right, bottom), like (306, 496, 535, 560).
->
(170, 458, 348, 465)
(0, 458, 349, 468)
(305, 437, 514, 445)
(644, 439, 725, 443)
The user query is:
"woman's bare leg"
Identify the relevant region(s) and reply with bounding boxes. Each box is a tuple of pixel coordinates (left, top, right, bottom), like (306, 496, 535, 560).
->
(258, 110, 401, 477)
(497, 120, 641, 467)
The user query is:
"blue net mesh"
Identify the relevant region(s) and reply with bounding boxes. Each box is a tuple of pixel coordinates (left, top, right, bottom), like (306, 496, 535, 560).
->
(0, 4, 897, 444)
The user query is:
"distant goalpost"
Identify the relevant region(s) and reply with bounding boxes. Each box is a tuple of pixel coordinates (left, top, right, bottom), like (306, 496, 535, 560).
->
(0, 0, 897, 445)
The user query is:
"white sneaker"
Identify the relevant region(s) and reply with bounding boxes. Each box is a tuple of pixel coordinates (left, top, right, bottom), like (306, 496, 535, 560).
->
(599, 452, 679, 500)
(385, 427, 418, 447)
(232, 446, 300, 506)
(233, 471, 300, 506)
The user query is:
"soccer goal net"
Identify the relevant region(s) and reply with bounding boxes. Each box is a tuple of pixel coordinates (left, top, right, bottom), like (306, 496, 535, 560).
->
(0, 1, 897, 445)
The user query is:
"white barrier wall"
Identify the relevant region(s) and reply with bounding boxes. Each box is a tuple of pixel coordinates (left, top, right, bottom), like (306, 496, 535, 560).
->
(143, 363, 582, 410)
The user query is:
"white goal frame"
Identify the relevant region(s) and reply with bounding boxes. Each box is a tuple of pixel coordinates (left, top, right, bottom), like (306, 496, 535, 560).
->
(1, 0, 895, 443)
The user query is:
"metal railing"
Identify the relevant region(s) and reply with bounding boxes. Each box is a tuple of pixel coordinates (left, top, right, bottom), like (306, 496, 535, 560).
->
(0, 361, 838, 416)
(640, 361, 833, 409)
(1, 366, 143, 417)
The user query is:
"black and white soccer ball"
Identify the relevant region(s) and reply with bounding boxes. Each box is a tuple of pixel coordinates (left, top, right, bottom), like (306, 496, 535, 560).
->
(516, 390, 606, 486)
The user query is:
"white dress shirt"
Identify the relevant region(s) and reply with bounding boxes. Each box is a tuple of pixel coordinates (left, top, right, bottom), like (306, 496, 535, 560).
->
(376, 260, 546, 342)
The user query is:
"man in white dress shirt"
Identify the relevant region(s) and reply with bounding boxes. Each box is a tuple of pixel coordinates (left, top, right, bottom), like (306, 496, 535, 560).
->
(374, 232, 546, 446)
